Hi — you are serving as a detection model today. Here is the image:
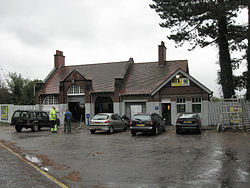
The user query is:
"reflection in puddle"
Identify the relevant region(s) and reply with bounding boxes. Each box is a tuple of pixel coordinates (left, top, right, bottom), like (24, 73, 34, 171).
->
(24, 154, 49, 172)
(25, 155, 41, 164)
(237, 169, 249, 182)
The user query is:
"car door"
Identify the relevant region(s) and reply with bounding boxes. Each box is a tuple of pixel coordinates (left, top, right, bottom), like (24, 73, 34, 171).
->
(36, 112, 43, 126)
(114, 114, 124, 130)
(41, 112, 50, 127)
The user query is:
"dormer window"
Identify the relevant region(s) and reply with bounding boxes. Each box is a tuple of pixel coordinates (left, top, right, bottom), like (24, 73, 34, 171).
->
(67, 84, 85, 96)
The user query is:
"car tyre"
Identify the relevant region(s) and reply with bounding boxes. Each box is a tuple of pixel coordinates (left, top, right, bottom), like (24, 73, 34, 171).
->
(31, 123, 39, 132)
(124, 124, 128, 131)
(154, 126, 159, 135)
(15, 126, 22, 132)
(176, 128, 180, 134)
(90, 130, 96, 134)
(131, 130, 136, 136)
(197, 127, 201, 134)
(162, 125, 167, 132)
(109, 126, 114, 134)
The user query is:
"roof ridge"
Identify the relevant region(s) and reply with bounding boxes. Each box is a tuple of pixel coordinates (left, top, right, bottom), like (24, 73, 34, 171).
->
(65, 60, 130, 68)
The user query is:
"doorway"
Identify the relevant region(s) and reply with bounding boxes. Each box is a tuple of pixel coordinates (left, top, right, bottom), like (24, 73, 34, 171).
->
(68, 102, 85, 122)
(162, 103, 171, 125)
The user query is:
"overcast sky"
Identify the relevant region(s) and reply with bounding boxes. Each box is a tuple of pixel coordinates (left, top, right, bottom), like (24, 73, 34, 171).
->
(0, 0, 247, 97)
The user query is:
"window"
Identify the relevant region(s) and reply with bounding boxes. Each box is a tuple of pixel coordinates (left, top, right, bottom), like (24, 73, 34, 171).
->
(177, 97, 186, 113)
(29, 112, 36, 118)
(42, 112, 48, 118)
(67, 84, 84, 95)
(192, 97, 202, 113)
(43, 96, 58, 105)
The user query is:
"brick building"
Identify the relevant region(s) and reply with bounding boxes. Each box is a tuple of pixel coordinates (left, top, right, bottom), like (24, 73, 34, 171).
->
(35, 42, 212, 125)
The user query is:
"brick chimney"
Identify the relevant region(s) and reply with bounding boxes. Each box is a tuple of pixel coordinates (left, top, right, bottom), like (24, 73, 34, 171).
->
(54, 50, 65, 68)
(158, 41, 166, 65)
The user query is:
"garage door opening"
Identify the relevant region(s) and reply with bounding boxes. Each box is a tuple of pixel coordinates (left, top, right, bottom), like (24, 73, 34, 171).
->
(68, 102, 85, 122)
(67, 84, 85, 122)
(95, 96, 113, 114)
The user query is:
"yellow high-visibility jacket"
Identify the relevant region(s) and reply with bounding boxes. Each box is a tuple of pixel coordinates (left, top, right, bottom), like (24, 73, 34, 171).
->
(49, 108, 56, 121)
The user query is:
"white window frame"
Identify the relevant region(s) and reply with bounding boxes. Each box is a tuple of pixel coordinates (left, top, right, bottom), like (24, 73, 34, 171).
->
(176, 97, 186, 113)
(67, 84, 85, 96)
(192, 97, 202, 113)
(43, 96, 58, 105)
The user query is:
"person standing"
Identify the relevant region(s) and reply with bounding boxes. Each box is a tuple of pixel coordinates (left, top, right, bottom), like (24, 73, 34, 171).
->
(64, 109, 72, 133)
(49, 106, 57, 133)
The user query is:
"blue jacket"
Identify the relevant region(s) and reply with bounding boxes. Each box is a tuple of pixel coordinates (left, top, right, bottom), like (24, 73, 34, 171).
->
(65, 111, 72, 121)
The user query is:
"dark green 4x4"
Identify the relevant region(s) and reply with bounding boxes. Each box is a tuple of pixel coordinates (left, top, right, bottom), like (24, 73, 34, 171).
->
(11, 110, 60, 132)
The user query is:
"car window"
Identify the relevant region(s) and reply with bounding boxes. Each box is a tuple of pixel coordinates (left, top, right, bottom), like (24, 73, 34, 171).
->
(36, 112, 42, 118)
(114, 114, 121, 120)
(132, 115, 151, 121)
(13, 111, 22, 118)
(93, 114, 109, 120)
(21, 111, 29, 117)
(29, 112, 36, 118)
(179, 113, 197, 119)
(42, 112, 48, 118)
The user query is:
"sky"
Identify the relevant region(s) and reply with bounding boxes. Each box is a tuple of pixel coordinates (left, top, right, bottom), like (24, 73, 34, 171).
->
(0, 0, 247, 97)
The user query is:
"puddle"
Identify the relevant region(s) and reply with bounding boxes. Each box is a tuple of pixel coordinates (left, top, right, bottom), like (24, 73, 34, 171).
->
(24, 154, 49, 172)
(237, 169, 249, 182)
(25, 154, 41, 164)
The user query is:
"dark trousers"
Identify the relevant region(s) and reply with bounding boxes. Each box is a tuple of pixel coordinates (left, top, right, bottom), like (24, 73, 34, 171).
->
(65, 119, 71, 133)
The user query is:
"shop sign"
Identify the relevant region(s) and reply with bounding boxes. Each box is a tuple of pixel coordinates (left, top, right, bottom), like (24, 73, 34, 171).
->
(171, 78, 190, 87)
(1, 106, 8, 120)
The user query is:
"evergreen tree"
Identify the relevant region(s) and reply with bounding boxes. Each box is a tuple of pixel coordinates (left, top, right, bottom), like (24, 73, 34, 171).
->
(150, 0, 247, 98)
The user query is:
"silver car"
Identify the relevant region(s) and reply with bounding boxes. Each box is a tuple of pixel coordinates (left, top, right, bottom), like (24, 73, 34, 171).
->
(88, 113, 128, 134)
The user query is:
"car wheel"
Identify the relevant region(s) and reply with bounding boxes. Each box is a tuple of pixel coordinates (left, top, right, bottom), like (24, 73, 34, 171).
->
(90, 130, 96, 134)
(15, 126, 22, 132)
(124, 124, 128, 131)
(197, 127, 201, 134)
(131, 130, 136, 136)
(154, 126, 159, 135)
(109, 126, 114, 134)
(176, 128, 180, 134)
(162, 125, 167, 132)
(31, 123, 39, 132)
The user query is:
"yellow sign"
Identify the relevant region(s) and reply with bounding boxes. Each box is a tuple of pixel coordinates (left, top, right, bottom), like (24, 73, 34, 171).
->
(1, 106, 8, 120)
(171, 78, 190, 87)
(229, 106, 242, 124)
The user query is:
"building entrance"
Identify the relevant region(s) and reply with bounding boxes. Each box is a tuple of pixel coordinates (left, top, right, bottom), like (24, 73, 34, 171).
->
(162, 103, 171, 125)
(68, 102, 85, 122)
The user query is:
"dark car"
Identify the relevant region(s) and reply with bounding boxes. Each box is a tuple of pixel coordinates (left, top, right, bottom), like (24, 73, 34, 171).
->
(176, 113, 201, 134)
(130, 113, 166, 136)
(11, 110, 60, 132)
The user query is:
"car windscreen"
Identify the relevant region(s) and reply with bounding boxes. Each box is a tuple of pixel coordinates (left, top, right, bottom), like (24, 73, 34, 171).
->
(13, 111, 22, 118)
(179, 114, 196, 119)
(92, 114, 109, 120)
(132, 115, 151, 121)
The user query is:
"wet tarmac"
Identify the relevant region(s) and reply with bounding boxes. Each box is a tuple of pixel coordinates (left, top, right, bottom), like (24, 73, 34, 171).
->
(0, 123, 249, 188)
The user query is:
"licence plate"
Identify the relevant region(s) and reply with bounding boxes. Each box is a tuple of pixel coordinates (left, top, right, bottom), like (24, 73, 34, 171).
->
(184, 121, 192, 124)
(136, 124, 145, 127)
(17, 120, 23, 123)
(94, 122, 102, 124)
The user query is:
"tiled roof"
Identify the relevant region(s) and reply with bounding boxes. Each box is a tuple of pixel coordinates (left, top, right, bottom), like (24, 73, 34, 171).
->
(40, 60, 131, 94)
(120, 60, 188, 95)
